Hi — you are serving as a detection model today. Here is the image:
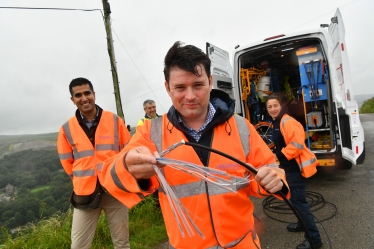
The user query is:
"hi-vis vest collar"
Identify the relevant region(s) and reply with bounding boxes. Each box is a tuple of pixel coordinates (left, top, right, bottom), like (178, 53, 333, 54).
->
(151, 114, 250, 157)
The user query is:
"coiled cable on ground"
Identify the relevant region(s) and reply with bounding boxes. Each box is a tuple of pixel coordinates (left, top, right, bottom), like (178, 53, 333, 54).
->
(262, 190, 336, 248)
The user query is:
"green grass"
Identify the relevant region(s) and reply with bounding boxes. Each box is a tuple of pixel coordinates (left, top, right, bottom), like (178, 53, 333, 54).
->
(0, 196, 167, 249)
(360, 97, 374, 113)
(30, 186, 50, 193)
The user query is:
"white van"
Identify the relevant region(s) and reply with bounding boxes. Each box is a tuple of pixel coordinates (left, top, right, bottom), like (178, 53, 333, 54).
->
(207, 9, 365, 169)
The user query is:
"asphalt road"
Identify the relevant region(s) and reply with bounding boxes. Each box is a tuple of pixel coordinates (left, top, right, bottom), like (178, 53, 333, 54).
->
(252, 113, 374, 249)
(155, 114, 374, 249)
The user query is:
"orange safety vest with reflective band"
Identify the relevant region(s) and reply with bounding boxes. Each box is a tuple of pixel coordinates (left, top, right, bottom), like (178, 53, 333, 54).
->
(279, 114, 318, 178)
(57, 111, 128, 195)
(103, 114, 289, 249)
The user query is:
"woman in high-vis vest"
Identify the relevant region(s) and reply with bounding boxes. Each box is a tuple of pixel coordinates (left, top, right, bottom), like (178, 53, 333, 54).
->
(101, 42, 290, 249)
(265, 94, 322, 249)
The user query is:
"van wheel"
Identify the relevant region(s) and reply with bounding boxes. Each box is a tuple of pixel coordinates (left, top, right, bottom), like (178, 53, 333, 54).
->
(340, 159, 352, 169)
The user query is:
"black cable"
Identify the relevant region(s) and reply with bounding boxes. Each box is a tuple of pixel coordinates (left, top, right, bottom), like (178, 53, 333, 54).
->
(183, 141, 316, 249)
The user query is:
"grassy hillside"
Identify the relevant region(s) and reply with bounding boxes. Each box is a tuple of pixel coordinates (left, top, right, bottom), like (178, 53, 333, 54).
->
(0, 133, 58, 158)
(1, 197, 167, 249)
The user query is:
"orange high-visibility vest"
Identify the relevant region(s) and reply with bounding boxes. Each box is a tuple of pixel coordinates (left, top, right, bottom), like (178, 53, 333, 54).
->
(102, 114, 289, 249)
(279, 114, 318, 178)
(57, 111, 130, 195)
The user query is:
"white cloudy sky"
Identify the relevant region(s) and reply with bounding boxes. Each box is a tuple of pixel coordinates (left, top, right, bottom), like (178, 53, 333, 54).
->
(0, 0, 373, 135)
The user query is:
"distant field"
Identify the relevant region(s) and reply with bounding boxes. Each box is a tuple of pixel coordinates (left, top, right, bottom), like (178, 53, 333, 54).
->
(0, 132, 58, 143)
(31, 186, 51, 193)
(0, 132, 58, 158)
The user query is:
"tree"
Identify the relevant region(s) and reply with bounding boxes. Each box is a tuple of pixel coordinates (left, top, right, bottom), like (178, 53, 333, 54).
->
(35, 168, 50, 185)
(1, 210, 14, 223)
(14, 212, 23, 226)
(25, 210, 36, 223)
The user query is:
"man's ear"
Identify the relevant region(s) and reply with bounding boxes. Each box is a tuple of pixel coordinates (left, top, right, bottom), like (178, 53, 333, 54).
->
(209, 75, 213, 91)
(164, 81, 171, 96)
(70, 96, 74, 104)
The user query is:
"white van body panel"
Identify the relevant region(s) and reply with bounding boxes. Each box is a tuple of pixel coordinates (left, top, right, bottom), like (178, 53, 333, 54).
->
(328, 9, 364, 164)
(206, 43, 240, 113)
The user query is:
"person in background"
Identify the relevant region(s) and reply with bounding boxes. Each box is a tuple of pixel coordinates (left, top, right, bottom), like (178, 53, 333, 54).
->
(265, 93, 322, 249)
(137, 99, 161, 126)
(137, 99, 161, 205)
(57, 77, 131, 249)
(101, 41, 290, 249)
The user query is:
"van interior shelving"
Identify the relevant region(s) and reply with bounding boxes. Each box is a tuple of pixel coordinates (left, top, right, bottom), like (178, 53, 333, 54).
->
(237, 38, 334, 153)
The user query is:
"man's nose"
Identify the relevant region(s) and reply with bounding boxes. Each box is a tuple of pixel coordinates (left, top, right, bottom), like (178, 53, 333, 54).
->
(185, 87, 196, 100)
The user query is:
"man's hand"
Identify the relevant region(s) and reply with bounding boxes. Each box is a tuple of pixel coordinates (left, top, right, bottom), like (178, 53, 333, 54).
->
(254, 166, 283, 194)
(124, 146, 161, 180)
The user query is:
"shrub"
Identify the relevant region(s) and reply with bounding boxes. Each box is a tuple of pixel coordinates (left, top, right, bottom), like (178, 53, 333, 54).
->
(360, 97, 374, 113)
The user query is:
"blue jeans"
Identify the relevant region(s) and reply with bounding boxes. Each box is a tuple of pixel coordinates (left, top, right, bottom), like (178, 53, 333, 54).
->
(286, 172, 322, 244)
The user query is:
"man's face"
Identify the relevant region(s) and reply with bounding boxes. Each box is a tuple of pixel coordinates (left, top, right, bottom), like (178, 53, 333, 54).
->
(165, 65, 212, 125)
(70, 84, 96, 116)
(144, 102, 157, 118)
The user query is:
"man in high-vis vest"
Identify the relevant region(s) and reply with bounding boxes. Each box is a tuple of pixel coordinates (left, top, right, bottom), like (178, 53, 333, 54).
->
(57, 77, 131, 249)
(101, 42, 290, 249)
(137, 99, 161, 126)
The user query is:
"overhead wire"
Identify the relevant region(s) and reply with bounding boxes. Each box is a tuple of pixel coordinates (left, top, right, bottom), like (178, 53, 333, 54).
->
(0, 5, 167, 114)
(112, 30, 166, 113)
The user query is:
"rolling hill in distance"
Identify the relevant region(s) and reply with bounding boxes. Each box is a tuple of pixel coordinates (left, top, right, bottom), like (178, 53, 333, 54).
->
(355, 94, 374, 108)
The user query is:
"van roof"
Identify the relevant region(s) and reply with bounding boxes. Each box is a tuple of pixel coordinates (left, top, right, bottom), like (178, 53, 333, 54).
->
(235, 27, 329, 52)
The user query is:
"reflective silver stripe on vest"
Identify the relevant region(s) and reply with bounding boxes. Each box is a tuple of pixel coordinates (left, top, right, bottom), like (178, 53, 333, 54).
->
(96, 114, 120, 152)
(290, 141, 304, 150)
(96, 144, 118, 151)
(59, 152, 73, 160)
(110, 155, 145, 199)
(281, 116, 293, 126)
(96, 163, 103, 171)
(300, 157, 317, 168)
(225, 232, 248, 248)
(73, 169, 95, 177)
(168, 179, 249, 198)
(62, 122, 95, 160)
(170, 244, 225, 249)
(233, 115, 250, 157)
(150, 117, 163, 153)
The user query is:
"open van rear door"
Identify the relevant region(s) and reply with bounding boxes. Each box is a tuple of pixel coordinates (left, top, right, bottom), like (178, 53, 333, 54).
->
(328, 8, 365, 164)
(206, 43, 240, 113)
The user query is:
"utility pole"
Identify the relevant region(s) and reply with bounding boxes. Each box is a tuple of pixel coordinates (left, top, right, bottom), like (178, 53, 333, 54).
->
(102, 0, 124, 120)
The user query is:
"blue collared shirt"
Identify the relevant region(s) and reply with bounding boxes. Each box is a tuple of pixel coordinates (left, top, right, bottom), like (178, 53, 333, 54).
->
(178, 102, 216, 141)
(80, 107, 99, 129)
